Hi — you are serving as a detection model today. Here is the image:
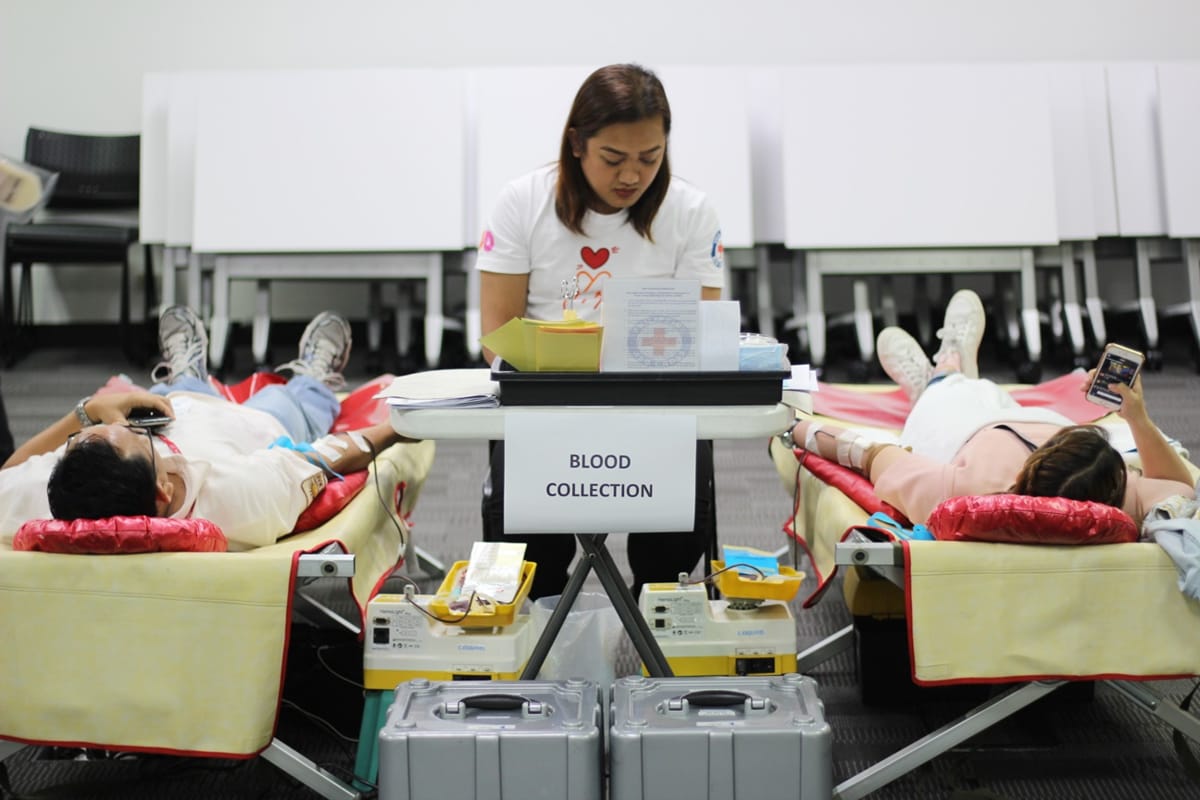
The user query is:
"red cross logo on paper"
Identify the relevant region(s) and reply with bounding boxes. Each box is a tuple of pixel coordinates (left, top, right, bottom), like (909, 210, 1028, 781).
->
(628, 317, 693, 368)
(640, 327, 679, 356)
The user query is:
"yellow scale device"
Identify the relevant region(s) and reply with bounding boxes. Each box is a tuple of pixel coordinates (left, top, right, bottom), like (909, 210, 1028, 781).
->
(363, 559, 538, 688)
(639, 560, 805, 677)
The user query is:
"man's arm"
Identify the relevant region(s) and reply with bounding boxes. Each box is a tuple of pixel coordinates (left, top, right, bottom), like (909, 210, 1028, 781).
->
(2, 391, 174, 470)
(305, 422, 419, 476)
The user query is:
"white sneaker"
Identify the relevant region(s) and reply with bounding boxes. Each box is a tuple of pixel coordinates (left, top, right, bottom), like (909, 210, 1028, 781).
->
(877, 327, 933, 402)
(276, 311, 352, 391)
(150, 306, 208, 384)
(932, 289, 985, 379)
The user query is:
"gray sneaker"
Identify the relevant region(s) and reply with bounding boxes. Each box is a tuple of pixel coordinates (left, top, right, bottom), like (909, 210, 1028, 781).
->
(877, 326, 933, 402)
(932, 289, 985, 379)
(150, 306, 208, 384)
(276, 311, 352, 390)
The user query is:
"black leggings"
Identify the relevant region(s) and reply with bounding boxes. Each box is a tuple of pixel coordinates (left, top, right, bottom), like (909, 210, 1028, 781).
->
(481, 440, 716, 600)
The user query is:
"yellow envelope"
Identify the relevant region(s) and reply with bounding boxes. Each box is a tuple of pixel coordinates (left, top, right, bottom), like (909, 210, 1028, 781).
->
(480, 317, 604, 372)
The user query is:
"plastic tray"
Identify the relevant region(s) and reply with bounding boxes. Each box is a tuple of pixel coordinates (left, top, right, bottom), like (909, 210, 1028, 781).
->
(427, 559, 536, 627)
(710, 559, 805, 602)
(492, 364, 788, 406)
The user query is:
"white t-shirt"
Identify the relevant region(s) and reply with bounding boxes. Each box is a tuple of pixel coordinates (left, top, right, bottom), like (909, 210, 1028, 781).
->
(0, 392, 326, 551)
(476, 164, 726, 321)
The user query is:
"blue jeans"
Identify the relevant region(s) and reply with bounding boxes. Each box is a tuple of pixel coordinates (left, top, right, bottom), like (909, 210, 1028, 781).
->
(151, 375, 340, 443)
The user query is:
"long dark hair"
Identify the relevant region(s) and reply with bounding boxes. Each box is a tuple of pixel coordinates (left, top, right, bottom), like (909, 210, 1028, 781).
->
(555, 63, 672, 240)
(1009, 425, 1127, 507)
(47, 438, 157, 520)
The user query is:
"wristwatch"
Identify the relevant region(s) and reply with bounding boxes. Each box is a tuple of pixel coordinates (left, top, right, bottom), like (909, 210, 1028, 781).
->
(74, 396, 97, 427)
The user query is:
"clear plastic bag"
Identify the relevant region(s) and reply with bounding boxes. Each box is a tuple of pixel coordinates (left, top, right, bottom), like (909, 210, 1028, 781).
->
(530, 592, 624, 698)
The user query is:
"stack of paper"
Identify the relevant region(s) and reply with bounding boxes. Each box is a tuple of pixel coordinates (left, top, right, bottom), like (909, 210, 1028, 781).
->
(783, 364, 820, 392)
(376, 368, 500, 409)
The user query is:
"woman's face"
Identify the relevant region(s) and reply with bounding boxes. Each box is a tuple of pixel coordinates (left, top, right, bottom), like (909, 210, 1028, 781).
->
(572, 116, 666, 214)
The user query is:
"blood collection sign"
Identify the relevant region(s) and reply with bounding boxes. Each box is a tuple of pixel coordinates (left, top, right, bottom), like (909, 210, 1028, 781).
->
(503, 412, 697, 534)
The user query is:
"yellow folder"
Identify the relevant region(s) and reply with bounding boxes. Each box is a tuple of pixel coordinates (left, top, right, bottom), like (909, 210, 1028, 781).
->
(480, 317, 603, 372)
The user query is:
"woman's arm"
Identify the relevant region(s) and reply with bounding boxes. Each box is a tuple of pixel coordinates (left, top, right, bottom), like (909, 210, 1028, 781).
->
(1112, 375, 1196, 486)
(789, 418, 898, 476)
(480, 271, 530, 364)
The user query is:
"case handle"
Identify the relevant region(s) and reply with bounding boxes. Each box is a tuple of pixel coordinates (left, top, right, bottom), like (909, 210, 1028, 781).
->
(667, 690, 767, 712)
(444, 694, 544, 716)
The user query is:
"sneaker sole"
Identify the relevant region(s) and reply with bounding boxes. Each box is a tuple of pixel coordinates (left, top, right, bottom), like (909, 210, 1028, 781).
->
(945, 290, 984, 380)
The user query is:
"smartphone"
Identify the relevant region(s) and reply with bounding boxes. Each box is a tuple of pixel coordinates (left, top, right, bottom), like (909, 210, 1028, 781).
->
(1085, 343, 1145, 409)
(126, 408, 173, 429)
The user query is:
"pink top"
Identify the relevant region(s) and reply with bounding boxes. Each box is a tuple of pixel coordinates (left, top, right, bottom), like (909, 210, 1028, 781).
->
(873, 422, 1194, 525)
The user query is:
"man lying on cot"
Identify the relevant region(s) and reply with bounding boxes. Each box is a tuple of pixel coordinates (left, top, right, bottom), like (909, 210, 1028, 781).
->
(0, 306, 416, 550)
(789, 289, 1197, 528)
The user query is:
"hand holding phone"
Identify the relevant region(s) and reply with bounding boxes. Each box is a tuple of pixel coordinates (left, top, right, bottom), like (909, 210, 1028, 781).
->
(126, 407, 173, 429)
(1085, 343, 1145, 410)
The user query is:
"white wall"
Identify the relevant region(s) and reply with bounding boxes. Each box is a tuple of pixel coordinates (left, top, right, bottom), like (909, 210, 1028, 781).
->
(3, 0, 1199, 323)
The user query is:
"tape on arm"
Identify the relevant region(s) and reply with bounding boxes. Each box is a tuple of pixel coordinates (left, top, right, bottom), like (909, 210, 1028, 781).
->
(804, 423, 874, 472)
(310, 431, 371, 462)
(270, 432, 372, 480)
(835, 431, 873, 472)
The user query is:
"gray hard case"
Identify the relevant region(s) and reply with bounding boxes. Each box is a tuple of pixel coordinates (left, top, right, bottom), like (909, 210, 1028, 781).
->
(608, 673, 832, 800)
(377, 677, 603, 800)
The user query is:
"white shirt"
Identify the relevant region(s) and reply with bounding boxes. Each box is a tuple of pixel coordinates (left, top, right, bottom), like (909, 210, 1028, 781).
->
(0, 392, 326, 551)
(476, 164, 725, 321)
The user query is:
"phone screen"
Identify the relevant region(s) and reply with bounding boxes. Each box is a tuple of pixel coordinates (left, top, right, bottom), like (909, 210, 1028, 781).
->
(1089, 350, 1141, 405)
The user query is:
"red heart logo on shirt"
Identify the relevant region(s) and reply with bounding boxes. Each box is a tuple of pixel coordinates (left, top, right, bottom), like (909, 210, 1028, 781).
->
(580, 247, 610, 269)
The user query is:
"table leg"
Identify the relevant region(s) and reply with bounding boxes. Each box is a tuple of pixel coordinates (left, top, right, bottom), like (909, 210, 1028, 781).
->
(520, 544, 594, 680)
(578, 534, 675, 678)
(519, 533, 675, 680)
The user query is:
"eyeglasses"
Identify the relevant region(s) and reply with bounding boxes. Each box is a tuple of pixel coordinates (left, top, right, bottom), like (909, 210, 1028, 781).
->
(66, 425, 157, 476)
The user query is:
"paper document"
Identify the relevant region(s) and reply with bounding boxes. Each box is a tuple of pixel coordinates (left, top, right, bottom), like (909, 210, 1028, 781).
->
(698, 300, 741, 371)
(600, 278, 700, 371)
(377, 368, 499, 408)
(783, 364, 820, 392)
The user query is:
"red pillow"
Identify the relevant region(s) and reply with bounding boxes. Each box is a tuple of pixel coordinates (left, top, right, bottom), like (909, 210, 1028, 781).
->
(796, 450, 910, 524)
(292, 470, 368, 533)
(927, 494, 1138, 545)
(14, 516, 228, 554)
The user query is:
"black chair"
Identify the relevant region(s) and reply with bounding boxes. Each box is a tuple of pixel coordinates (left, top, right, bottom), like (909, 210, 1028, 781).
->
(2, 128, 153, 366)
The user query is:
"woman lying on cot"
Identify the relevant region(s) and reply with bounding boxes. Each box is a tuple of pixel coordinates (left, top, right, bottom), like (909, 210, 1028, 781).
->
(789, 289, 1197, 527)
(0, 306, 415, 550)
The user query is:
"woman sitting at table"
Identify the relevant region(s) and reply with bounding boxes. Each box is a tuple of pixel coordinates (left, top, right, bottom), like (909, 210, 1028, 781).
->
(476, 63, 727, 599)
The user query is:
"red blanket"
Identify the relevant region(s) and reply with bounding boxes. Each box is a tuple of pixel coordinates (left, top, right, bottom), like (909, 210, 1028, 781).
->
(812, 371, 1104, 429)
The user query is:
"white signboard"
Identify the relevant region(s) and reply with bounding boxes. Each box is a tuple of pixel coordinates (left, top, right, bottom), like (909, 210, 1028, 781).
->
(503, 412, 697, 534)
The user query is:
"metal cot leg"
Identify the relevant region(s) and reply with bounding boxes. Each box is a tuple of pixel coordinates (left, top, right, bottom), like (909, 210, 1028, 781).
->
(833, 681, 1064, 800)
